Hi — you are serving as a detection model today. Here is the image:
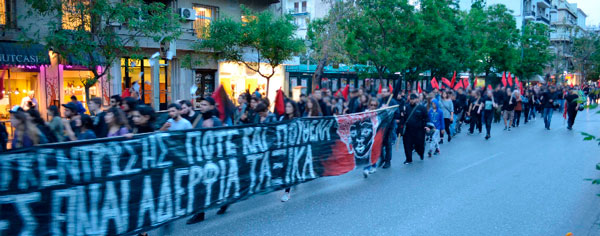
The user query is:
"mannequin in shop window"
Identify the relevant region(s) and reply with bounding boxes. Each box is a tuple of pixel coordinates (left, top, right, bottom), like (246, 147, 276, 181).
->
(20, 91, 37, 111)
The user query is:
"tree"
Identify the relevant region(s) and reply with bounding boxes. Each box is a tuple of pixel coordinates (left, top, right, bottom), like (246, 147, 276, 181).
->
(198, 6, 304, 97)
(516, 22, 552, 83)
(465, 1, 519, 85)
(573, 31, 600, 82)
(306, 0, 351, 91)
(23, 0, 181, 106)
(341, 0, 418, 81)
(411, 0, 466, 80)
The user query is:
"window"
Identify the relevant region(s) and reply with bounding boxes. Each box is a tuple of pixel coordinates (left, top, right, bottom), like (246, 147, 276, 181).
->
(62, 0, 91, 31)
(294, 2, 299, 13)
(193, 5, 217, 39)
(0, 0, 5, 25)
(302, 1, 307, 13)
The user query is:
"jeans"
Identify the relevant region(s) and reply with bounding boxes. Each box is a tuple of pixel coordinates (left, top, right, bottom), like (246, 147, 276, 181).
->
(543, 108, 554, 129)
(484, 110, 493, 136)
(513, 110, 522, 126)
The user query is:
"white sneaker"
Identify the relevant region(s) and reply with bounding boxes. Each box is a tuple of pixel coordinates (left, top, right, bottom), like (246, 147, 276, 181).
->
(369, 167, 377, 174)
(281, 192, 290, 202)
(363, 169, 369, 178)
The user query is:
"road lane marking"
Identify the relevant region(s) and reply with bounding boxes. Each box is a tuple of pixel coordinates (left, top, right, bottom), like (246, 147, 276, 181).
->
(447, 152, 504, 177)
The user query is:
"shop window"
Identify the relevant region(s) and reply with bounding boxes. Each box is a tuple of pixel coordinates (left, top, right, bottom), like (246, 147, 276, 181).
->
(120, 57, 169, 110)
(193, 5, 217, 39)
(0, 0, 6, 25)
(0, 68, 40, 145)
(63, 69, 98, 110)
(62, 0, 91, 31)
(194, 70, 216, 105)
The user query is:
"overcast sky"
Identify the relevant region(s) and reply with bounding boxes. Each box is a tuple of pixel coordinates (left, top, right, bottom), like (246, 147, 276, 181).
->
(566, 0, 600, 26)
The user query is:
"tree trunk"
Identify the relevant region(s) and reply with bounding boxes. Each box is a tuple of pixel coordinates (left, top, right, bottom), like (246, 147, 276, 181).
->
(312, 48, 329, 92)
(84, 86, 91, 115)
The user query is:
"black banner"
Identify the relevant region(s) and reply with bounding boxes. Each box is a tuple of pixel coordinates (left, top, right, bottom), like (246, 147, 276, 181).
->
(0, 107, 395, 236)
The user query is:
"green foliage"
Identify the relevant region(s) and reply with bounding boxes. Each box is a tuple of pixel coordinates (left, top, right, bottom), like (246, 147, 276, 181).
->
(340, 0, 418, 80)
(410, 0, 466, 79)
(464, 2, 519, 80)
(199, 5, 304, 83)
(517, 22, 552, 81)
(306, 0, 350, 66)
(573, 31, 600, 82)
(23, 0, 181, 103)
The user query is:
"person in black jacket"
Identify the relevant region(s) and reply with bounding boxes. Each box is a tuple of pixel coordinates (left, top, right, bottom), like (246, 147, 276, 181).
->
(402, 93, 430, 164)
(540, 86, 557, 130)
(378, 87, 399, 168)
(314, 90, 331, 116)
(565, 89, 580, 130)
(89, 97, 108, 138)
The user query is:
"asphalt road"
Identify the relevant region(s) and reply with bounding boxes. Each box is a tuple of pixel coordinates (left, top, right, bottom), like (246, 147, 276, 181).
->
(153, 108, 600, 236)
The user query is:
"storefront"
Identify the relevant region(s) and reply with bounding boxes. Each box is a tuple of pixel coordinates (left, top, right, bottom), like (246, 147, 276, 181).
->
(218, 62, 284, 103)
(120, 57, 170, 110)
(286, 64, 398, 96)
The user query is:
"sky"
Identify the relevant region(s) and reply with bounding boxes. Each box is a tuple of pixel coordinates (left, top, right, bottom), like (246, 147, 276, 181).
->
(569, 0, 600, 26)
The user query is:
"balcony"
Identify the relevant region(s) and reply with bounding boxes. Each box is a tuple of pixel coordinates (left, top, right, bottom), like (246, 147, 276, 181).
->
(525, 11, 535, 20)
(536, 16, 550, 25)
(536, 0, 551, 8)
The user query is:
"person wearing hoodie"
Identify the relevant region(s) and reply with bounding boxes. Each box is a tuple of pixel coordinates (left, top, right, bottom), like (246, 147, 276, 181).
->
(428, 100, 444, 156)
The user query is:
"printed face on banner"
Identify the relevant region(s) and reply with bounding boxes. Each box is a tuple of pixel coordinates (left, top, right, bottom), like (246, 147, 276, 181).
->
(336, 112, 380, 162)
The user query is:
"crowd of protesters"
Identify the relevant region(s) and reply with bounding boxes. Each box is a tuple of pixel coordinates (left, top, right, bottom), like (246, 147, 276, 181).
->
(0, 80, 597, 230)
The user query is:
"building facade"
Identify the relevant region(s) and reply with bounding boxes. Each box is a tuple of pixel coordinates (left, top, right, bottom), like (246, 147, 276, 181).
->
(0, 0, 278, 118)
(548, 0, 586, 84)
(523, 0, 552, 26)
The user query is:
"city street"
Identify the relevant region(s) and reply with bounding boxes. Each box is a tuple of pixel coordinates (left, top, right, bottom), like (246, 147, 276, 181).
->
(156, 109, 600, 236)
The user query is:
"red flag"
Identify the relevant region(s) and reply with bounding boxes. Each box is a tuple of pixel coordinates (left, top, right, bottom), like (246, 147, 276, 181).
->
(487, 84, 492, 91)
(508, 72, 513, 87)
(341, 84, 350, 100)
(315, 85, 319, 90)
(463, 78, 470, 89)
(274, 89, 285, 116)
(212, 84, 235, 122)
(563, 99, 568, 119)
(431, 77, 439, 89)
(389, 83, 393, 93)
(442, 77, 451, 88)
(501, 72, 507, 87)
(0, 69, 5, 99)
(417, 82, 423, 94)
(378, 84, 382, 94)
(453, 81, 462, 91)
(334, 89, 341, 97)
(450, 71, 456, 88)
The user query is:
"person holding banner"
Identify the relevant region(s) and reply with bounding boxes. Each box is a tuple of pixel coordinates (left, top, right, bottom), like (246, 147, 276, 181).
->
(9, 106, 46, 149)
(105, 107, 130, 137)
(160, 103, 192, 131)
(378, 87, 399, 168)
(402, 94, 430, 164)
(187, 97, 230, 225)
(279, 100, 301, 201)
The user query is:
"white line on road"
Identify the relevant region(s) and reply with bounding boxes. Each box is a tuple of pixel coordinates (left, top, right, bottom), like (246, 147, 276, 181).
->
(447, 152, 504, 177)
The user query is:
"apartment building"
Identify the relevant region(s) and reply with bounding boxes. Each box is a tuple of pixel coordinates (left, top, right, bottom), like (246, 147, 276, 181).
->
(548, 0, 587, 84)
(523, 0, 552, 26)
(0, 0, 279, 118)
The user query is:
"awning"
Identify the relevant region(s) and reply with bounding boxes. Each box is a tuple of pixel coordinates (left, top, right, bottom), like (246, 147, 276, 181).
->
(0, 42, 49, 66)
(61, 51, 106, 67)
(529, 75, 546, 82)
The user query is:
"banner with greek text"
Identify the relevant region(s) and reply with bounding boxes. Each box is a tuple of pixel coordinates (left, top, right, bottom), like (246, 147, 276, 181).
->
(0, 106, 395, 236)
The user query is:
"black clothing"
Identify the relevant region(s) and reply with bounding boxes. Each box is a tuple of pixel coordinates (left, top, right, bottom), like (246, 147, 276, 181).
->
(541, 91, 556, 109)
(503, 96, 516, 111)
(566, 93, 579, 128)
(182, 112, 200, 123)
(135, 125, 155, 134)
(318, 99, 331, 116)
(402, 103, 429, 163)
(92, 111, 108, 138)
